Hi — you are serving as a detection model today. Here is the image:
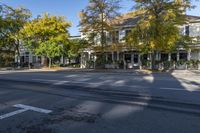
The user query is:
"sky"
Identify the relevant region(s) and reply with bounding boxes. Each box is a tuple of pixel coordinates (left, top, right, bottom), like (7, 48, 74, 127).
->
(1, 0, 200, 36)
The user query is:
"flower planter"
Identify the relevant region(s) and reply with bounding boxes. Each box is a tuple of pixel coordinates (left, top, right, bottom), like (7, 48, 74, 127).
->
(176, 64, 186, 70)
(105, 64, 115, 69)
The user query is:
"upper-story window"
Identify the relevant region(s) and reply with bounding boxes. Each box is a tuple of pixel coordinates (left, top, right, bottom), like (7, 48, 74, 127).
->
(185, 25, 190, 36)
(106, 32, 112, 44)
(112, 30, 119, 43)
(125, 30, 131, 37)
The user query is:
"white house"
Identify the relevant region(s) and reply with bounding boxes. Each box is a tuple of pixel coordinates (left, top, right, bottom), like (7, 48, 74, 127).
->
(80, 13, 200, 69)
(16, 35, 82, 68)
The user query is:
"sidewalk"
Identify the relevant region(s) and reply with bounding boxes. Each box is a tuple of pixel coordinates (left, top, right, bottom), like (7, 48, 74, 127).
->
(0, 67, 199, 75)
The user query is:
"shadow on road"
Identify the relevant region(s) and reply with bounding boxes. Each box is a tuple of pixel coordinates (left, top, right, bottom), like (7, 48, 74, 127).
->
(0, 71, 200, 133)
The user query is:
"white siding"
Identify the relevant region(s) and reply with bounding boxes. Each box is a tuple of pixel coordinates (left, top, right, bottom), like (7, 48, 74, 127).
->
(189, 23, 200, 37)
(191, 50, 200, 60)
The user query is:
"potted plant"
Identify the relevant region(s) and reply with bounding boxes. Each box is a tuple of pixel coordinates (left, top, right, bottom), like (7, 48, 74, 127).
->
(86, 60, 94, 69)
(176, 60, 186, 69)
(186, 60, 193, 69)
(163, 61, 173, 70)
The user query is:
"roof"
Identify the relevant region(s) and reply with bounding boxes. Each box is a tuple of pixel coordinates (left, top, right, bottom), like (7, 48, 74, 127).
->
(186, 15, 200, 22)
(69, 35, 81, 40)
(113, 12, 200, 27)
(112, 12, 141, 27)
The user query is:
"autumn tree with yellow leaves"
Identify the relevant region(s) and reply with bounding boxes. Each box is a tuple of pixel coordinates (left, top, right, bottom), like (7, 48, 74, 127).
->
(126, 0, 194, 69)
(79, 0, 121, 49)
(20, 14, 71, 68)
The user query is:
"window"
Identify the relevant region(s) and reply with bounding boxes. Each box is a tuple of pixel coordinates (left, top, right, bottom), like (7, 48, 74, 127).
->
(179, 53, 187, 61)
(125, 30, 131, 36)
(161, 54, 168, 61)
(185, 25, 190, 36)
(107, 32, 112, 43)
(134, 54, 139, 63)
(112, 31, 119, 43)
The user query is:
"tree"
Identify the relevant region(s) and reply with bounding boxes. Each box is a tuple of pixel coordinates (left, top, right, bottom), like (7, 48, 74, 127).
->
(66, 39, 89, 64)
(79, 0, 121, 50)
(20, 13, 71, 68)
(126, 0, 193, 69)
(0, 3, 31, 67)
(0, 3, 31, 65)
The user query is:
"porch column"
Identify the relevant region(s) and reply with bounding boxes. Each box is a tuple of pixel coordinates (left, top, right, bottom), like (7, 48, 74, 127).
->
(112, 52, 114, 62)
(199, 50, 200, 61)
(148, 53, 152, 69)
(139, 54, 142, 69)
(156, 51, 161, 61)
(29, 53, 33, 63)
(131, 53, 134, 64)
(187, 48, 191, 61)
(168, 53, 171, 61)
(177, 51, 180, 61)
(198, 51, 200, 70)
(80, 53, 83, 68)
(123, 53, 126, 70)
(148, 53, 151, 61)
(60, 56, 64, 64)
(106, 53, 108, 61)
(88, 52, 91, 60)
(117, 52, 119, 61)
(35, 56, 38, 63)
(41, 56, 45, 66)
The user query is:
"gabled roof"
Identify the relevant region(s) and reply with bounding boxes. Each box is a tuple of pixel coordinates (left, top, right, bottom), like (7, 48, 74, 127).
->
(186, 15, 200, 22)
(113, 12, 200, 27)
(112, 12, 141, 27)
(114, 16, 141, 27)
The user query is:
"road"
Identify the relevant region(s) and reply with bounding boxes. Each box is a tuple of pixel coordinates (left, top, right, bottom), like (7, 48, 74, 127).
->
(0, 70, 200, 133)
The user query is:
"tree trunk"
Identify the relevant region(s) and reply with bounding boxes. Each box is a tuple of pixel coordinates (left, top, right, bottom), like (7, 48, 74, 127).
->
(100, 12, 106, 61)
(49, 58, 51, 68)
(16, 48, 20, 68)
(14, 39, 21, 68)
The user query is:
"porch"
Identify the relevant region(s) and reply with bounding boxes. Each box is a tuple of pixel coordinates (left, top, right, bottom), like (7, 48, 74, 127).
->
(80, 49, 200, 70)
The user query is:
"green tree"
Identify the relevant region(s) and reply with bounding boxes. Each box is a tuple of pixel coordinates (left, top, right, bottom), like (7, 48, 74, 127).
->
(66, 39, 89, 64)
(0, 3, 31, 66)
(20, 13, 71, 68)
(126, 0, 193, 69)
(79, 0, 121, 49)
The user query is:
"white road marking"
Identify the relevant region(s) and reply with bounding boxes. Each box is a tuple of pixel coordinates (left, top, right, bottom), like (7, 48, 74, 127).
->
(0, 109, 28, 120)
(13, 104, 52, 114)
(0, 104, 52, 120)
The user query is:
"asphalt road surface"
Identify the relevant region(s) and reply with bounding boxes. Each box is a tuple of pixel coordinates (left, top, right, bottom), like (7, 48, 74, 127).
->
(0, 70, 200, 133)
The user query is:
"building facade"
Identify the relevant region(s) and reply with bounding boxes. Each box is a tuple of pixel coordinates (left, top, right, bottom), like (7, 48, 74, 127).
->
(80, 14, 200, 70)
(16, 35, 82, 68)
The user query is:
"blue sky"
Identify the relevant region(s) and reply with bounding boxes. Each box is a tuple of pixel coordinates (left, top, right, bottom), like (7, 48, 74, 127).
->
(1, 0, 200, 36)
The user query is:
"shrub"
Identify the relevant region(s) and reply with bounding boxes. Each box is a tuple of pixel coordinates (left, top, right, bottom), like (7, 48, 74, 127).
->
(163, 61, 173, 69)
(176, 59, 186, 65)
